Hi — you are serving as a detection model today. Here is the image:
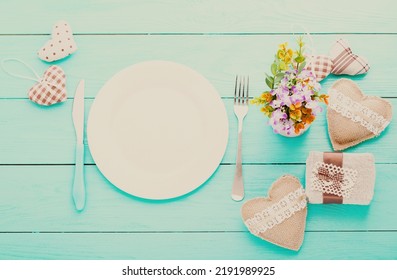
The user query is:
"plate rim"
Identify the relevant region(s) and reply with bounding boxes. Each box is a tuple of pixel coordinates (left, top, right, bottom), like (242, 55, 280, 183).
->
(87, 60, 229, 200)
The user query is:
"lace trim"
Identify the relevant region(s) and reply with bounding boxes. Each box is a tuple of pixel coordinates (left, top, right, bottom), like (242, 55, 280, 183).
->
(311, 162, 358, 198)
(244, 188, 307, 235)
(328, 89, 389, 136)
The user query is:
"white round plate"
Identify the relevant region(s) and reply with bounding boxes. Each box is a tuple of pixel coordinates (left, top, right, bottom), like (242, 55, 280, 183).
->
(87, 61, 228, 199)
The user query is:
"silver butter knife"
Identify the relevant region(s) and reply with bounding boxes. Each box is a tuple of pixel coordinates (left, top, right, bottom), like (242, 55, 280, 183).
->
(72, 80, 86, 211)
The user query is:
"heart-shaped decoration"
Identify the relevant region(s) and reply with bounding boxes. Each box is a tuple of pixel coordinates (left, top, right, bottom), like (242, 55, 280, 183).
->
(329, 39, 369, 76)
(28, 65, 67, 106)
(37, 20, 77, 62)
(306, 55, 333, 82)
(306, 39, 370, 82)
(241, 175, 307, 251)
(327, 79, 392, 151)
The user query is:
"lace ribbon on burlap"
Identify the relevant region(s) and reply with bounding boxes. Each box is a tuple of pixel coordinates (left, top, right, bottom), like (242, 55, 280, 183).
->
(244, 188, 307, 235)
(328, 89, 389, 136)
(311, 162, 358, 198)
(310, 152, 359, 204)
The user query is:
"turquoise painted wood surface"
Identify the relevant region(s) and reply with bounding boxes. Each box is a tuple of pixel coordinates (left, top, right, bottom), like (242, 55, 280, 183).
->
(1, 232, 396, 260)
(0, 0, 396, 34)
(0, 0, 396, 259)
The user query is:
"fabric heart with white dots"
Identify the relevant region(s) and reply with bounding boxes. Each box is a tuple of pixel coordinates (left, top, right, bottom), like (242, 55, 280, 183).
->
(37, 20, 77, 62)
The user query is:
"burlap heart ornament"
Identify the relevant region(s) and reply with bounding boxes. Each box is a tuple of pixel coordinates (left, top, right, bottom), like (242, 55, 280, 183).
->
(241, 175, 307, 251)
(37, 20, 77, 62)
(28, 65, 67, 106)
(327, 79, 392, 151)
(306, 39, 370, 82)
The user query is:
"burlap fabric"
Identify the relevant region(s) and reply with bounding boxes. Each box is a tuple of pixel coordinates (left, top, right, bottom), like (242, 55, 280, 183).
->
(241, 175, 307, 251)
(306, 151, 375, 205)
(327, 79, 392, 151)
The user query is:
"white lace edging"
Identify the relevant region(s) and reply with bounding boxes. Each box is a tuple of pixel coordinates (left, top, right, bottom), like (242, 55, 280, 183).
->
(244, 188, 307, 235)
(328, 89, 389, 136)
(311, 161, 358, 198)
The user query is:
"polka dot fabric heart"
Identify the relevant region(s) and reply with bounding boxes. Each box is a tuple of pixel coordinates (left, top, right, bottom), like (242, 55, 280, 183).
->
(38, 20, 77, 62)
(29, 65, 67, 106)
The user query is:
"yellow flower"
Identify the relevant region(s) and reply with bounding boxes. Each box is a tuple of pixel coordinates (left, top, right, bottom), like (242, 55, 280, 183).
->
(260, 92, 273, 103)
(277, 49, 285, 60)
(261, 105, 273, 117)
(279, 42, 288, 50)
(297, 37, 304, 48)
(290, 102, 302, 111)
(285, 49, 293, 63)
(290, 109, 302, 121)
(277, 43, 294, 65)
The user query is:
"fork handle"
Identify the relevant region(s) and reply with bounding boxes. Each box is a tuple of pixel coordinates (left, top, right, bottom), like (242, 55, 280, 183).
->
(231, 124, 244, 201)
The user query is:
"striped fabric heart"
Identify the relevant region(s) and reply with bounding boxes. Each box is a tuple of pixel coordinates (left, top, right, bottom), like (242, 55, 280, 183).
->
(306, 39, 370, 82)
(28, 65, 67, 106)
(330, 39, 370, 75)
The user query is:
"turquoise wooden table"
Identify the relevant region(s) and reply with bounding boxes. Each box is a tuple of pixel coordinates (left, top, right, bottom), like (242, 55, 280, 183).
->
(0, 0, 396, 260)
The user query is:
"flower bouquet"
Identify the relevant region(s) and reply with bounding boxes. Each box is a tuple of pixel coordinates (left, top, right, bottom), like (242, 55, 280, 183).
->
(251, 37, 328, 136)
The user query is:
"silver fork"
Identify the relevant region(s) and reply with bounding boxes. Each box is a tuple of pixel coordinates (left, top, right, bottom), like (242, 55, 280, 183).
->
(231, 75, 249, 201)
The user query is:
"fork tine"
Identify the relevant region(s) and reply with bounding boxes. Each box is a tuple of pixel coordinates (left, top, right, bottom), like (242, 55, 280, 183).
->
(240, 76, 244, 104)
(234, 75, 238, 103)
(238, 76, 243, 104)
(241, 76, 245, 105)
(246, 76, 250, 105)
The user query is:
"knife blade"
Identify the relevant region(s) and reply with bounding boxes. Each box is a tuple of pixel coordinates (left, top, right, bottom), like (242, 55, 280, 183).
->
(72, 79, 86, 211)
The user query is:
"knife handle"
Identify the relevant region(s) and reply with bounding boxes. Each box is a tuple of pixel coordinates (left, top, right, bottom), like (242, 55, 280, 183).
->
(73, 143, 85, 211)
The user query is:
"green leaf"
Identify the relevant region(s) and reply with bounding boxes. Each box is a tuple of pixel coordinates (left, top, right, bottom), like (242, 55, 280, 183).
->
(295, 55, 305, 63)
(271, 63, 277, 75)
(279, 61, 287, 71)
(276, 72, 285, 79)
(265, 77, 273, 89)
(298, 61, 307, 73)
(274, 72, 285, 84)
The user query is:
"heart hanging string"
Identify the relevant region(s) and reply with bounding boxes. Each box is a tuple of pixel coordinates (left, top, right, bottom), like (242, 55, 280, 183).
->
(290, 23, 318, 75)
(1, 58, 67, 106)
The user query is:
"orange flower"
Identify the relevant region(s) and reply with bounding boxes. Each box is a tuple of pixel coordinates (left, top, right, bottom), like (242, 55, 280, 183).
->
(301, 107, 312, 115)
(294, 122, 305, 134)
(302, 113, 315, 124)
(290, 102, 302, 111)
(320, 94, 329, 105)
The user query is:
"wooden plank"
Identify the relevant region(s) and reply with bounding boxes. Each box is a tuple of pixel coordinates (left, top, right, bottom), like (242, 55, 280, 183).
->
(0, 0, 396, 34)
(1, 34, 396, 99)
(0, 165, 395, 232)
(0, 98, 395, 165)
(0, 232, 395, 259)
